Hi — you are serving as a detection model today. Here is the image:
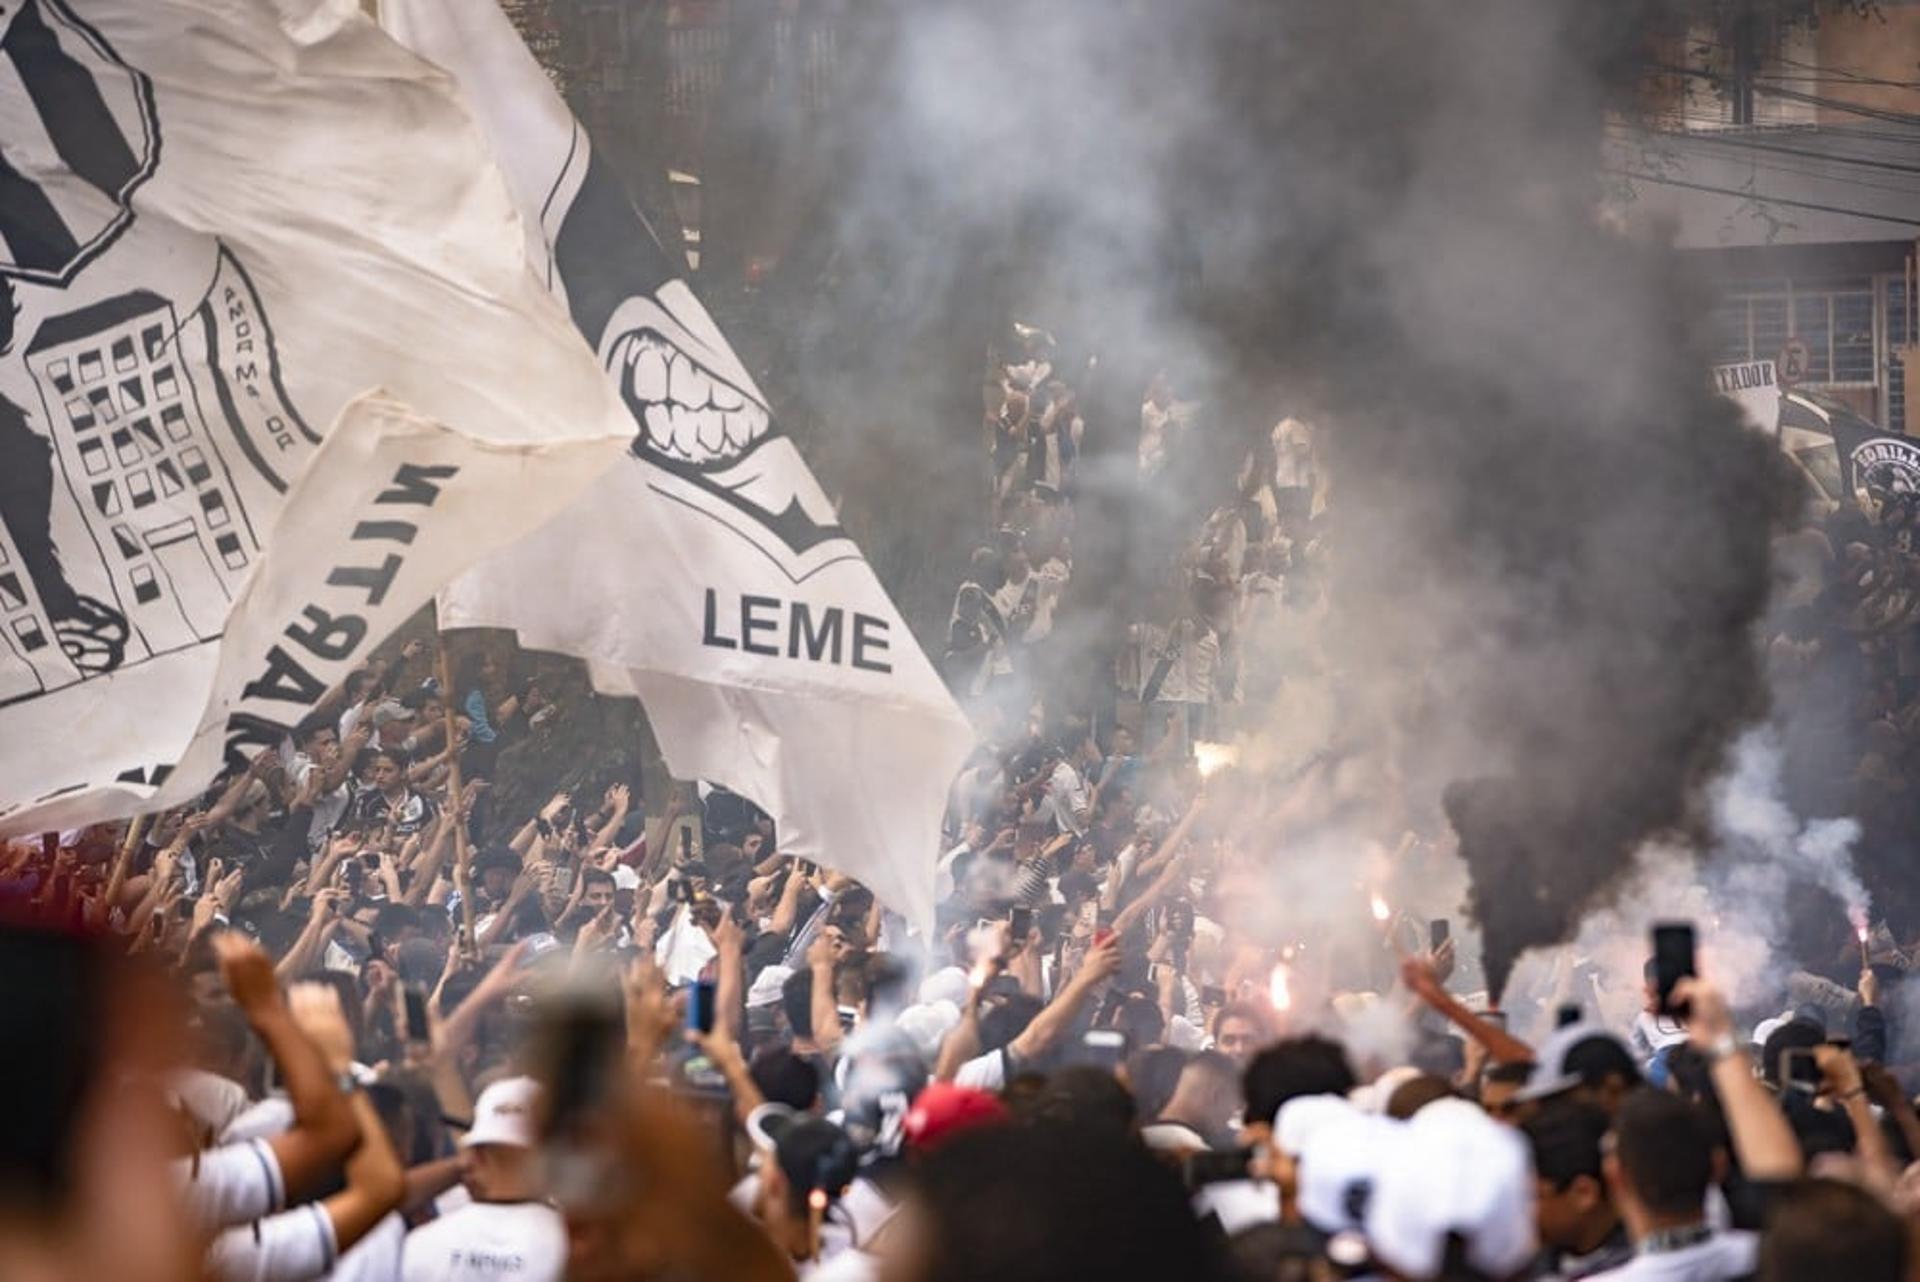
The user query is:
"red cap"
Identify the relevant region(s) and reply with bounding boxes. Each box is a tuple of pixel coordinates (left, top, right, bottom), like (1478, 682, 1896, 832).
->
(903, 1082, 1009, 1152)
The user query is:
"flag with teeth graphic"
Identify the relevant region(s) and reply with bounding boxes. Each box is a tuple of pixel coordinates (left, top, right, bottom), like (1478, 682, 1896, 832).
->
(391, 0, 975, 935)
(619, 333, 765, 463)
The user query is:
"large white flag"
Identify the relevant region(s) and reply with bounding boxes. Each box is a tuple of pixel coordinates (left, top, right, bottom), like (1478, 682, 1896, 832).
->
(0, 0, 636, 834)
(383, 0, 974, 932)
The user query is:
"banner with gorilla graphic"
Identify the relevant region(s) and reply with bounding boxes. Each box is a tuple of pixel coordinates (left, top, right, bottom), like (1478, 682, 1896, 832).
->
(0, 0, 634, 834)
(385, 0, 975, 933)
(1816, 392, 1920, 521)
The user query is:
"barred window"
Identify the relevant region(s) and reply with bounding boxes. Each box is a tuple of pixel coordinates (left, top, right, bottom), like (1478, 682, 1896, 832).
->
(1889, 278, 1909, 432)
(1712, 277, 1877, 388)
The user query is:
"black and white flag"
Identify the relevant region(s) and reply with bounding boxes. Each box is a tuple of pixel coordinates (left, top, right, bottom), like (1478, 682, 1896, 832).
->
(383, 0, 974, 932)
(1815, 393, 1920, 519)
(0, 0, 633, 833)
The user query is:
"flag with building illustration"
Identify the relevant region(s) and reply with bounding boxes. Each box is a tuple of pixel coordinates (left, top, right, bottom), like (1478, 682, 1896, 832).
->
(383, 0, 975, 933)
(0, 0, 633, 835)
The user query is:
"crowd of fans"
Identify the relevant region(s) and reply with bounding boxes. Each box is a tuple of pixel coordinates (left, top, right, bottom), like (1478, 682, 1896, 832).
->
(5, 337, 1920, 1282)
(953, 325, 1328, 759)
(1771, 482, 1920, 933)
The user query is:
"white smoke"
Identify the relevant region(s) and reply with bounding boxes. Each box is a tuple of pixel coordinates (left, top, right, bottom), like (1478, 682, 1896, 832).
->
(1715, 731, 1869, 933)
(1502, 727, 1867, 1041)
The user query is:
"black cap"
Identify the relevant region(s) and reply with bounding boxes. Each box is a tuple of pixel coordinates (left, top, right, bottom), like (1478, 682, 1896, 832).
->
(748, 1104, 859, 1203)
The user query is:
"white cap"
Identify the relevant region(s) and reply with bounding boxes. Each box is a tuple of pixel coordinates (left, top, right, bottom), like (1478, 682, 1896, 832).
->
(1351, 1065, 1421, 1115)
(747, 964, 794, 1010)
(1366, 1098, 1536, 1279)
(1273, 1093, 1356, 1155)
(918, 965, 971, 1009)
(1298, 1112, 1403, 1234)
(895, 1001, 962, 1063)
(462, 1076, 541, 1149)
(611, 865, 642, 891)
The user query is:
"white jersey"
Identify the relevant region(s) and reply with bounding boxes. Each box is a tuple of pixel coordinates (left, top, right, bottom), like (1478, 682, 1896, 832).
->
(178, 1137, 285, 1231)
(1586, 1232, 1758, 1282)
(401, 1200, 566, 1282)
(207, 1202, 336, 1282)
(329, 1212, 406, 1282)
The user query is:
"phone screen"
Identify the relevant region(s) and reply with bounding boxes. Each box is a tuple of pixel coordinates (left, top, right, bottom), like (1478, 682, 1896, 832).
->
(1652, 922, 1696, 1017)
(1429, 918, 1450, 950)
(403, 987, 431, 1043)
(539, 997, 624, 1143)
(1081, 1030, 1125, 1070)
(1783, 1047, 1820, 1094)
(685, 979, 716, 1036)
(1009, 907, 1033, 942)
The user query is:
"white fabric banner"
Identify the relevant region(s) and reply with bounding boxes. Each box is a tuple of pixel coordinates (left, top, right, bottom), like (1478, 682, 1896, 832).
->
(0, 0, 634, 834)
(1713, 359, 1781, 435)
(384, 0, 975, 933)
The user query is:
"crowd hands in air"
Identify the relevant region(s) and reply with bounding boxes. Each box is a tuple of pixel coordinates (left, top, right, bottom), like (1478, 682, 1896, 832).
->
(4, 345, 1920, 1282)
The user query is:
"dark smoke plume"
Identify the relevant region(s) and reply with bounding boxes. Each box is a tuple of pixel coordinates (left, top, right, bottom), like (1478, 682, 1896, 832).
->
(748, 0, 1794, 996)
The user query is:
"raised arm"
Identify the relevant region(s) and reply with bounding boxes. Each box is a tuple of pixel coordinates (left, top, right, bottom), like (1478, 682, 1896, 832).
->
(434, 938, 529, 1052)
(592, 783, 633, 853)
(1818, 1043, 1893, 1189)
(275, 890, 345, 983)
(216, 934, 357, 1201)
(474, 867, 538, 950)
(933, 970, 991, 1083)
(305, 831, 358, 896)
(287, 984, 406, 1252)
(1007, 934, 1124, 1064)
(319, 720, 372, 795)
(766, 862, 807, 939)
(205, 752, 277, 826)
(1676, 979, 1802, 1183)
(696, 1023, 767, 1128)
(808, 927, 848, 1057)
(1399, 948, 1535, 1065)
(712, 911, 747, 1042)
(1109, 796, 1206, 940)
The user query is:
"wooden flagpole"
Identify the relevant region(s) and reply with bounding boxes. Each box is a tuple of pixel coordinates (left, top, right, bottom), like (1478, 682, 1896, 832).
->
(102, 813, 150, 926)
(436, 635, 479, 960)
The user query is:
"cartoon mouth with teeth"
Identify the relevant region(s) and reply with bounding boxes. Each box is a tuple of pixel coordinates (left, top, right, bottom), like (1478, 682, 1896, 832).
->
(595, 281, 852, 580)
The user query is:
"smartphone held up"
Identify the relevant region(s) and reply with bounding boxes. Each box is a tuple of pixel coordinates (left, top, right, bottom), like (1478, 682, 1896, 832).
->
(1651, 922, 1696, 1019)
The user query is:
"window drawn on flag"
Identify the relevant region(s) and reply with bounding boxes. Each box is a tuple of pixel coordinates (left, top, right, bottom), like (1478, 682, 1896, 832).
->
(0, 4, 318, 708)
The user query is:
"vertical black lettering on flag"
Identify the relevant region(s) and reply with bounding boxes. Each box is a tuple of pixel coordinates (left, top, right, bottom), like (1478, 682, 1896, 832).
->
(0, 0, 158, 285)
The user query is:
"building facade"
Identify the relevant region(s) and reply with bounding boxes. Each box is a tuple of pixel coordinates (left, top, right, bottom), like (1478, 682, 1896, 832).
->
(1612, 0, 1920, 431)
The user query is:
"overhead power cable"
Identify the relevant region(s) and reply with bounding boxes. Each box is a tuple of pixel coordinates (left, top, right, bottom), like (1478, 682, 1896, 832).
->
(1601, 166, 1920, 228)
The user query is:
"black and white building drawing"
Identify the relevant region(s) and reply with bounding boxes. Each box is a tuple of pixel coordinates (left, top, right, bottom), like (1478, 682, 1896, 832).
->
(0, 0, 316, 708)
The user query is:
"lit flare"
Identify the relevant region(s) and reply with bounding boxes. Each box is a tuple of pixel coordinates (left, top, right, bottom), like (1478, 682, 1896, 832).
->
(1194, 741, 1239, 779)
(1268, 962, 1293, 1012)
